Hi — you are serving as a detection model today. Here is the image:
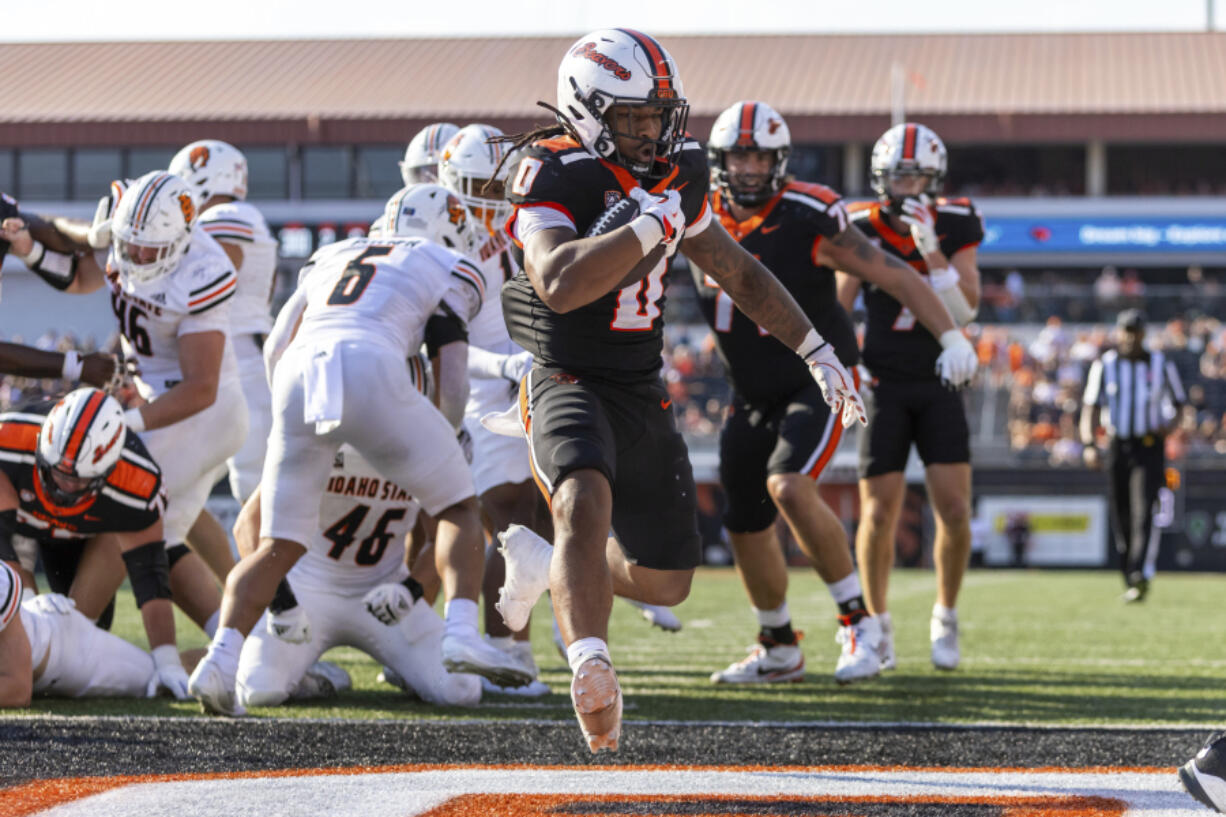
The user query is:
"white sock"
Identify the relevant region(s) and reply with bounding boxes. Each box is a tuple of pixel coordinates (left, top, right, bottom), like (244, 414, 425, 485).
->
(566, 637, 610, 673)
(826, 572, 863, 606)
(878, 611, 893, 632)
(753, 602, 790, 629)
(204, 610, 221, 639)
(444, 598, 480, 635)
(933, 603, 956, 622)
(208, 627, 244, 673)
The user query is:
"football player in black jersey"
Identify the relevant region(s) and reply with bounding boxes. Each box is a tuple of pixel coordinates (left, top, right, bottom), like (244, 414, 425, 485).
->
(836, 122, 983, 673)
(698, 102, 978, 687)
(496, 29, 867, 753)
(0, 388, 194, 697)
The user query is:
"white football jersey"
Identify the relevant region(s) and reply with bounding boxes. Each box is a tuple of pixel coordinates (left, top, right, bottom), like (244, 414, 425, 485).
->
(287, 445, 421, 595)
(0, 561, 19, 633)
(466, 229, 519, 353)
(199, 201, 278, 337)
(19, 599, 50, 670)
(108, 226, 240, 398)
(292, 236, 483, 359)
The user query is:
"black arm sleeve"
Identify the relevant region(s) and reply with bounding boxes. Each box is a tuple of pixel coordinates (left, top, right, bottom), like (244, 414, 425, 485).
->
(424, 311, 468, 358)
(0, 510, 17, 563)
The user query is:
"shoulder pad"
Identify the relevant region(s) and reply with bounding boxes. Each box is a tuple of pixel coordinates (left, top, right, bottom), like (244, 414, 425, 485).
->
(179, 237, 238, 315)
(845, 200, 876, 216)
(784, 181, 843, 207)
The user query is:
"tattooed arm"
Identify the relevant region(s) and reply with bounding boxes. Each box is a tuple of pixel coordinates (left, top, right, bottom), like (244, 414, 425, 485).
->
(680, 221, 814, 350)
(818, 225, 957, 339)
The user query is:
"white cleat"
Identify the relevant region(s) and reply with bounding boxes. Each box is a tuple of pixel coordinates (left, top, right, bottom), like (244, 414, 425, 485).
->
(877, 612, 897, 671)
(187, 653, 245, 717)
(710, 635, 805, 684)
(931, 610, 960, 671)
(289, 661, 351, 700)
(481, 638, 551, 697)
(623, 598, 682, 632)
(442, 629, 534, 688)
(495, 525, 553, 632)
(571, 655, 622, 753)
(834, 614, 883, 685)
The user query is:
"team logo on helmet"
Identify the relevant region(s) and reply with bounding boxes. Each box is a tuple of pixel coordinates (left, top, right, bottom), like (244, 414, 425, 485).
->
(189, 145, 210, 170)
(571, 42, 631, 80)
(92, 426, 123, 465)
(177, 193, 196, 226)
(446, 195, 467, 227)
(767, 118, 783, 135)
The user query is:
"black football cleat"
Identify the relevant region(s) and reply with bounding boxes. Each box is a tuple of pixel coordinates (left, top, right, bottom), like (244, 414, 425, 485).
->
(1179, 732, 1226, 812)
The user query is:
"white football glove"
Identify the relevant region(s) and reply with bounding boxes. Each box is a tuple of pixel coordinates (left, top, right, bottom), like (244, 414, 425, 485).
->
(803, 342, 866, 428)
(927, 265, 961, 293)
(148, 644, 191, 700)
(28, 593, 75, 615)
(266, 605, 310, 644)
(628, 187, 684, 248)
(935, 329, 979, 389)
(899, 195, 940, 257)
(498, 350, 534, 385)
(363, 582, 415, 626)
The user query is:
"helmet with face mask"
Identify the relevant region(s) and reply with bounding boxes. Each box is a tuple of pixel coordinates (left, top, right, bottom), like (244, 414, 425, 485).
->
(708, 101, 791, 208)
(36, 388, 126, 508)
(870, 122, 947, 215)
(437, 124, 513, 236)
(400, 123, 460, 187)
(380, 183, 481, 257)
(110, 171, 196, 284)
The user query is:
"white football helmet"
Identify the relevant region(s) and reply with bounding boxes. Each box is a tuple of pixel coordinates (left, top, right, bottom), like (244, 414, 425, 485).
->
(110, 170, 196, 284)
(36, 387, 126, 507)
(870, 123, 947, 213)
(168, 140, 248, 207)
(381, 184, 480, 256)
(708, 101, 791, 207)
(400, 123, 460, 187)
(438, 124, 513, 235)
(556, 28, 689, 179)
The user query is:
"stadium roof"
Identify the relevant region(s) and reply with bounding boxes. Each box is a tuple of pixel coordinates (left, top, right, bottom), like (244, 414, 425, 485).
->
(5, 32, 1226, 145)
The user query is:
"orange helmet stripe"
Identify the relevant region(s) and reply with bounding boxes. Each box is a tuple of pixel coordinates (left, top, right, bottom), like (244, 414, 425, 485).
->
(902, 124, 918, 161)
(132, 172, 175, 231)
(736, 102, 757, 148)
(60, 390, 106, 470)
(618, 29, 674, 97)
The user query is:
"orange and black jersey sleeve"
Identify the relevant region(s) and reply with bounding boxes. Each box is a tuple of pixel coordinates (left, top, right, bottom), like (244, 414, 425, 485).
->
(0, 400, 164, 541)
(848, 198, 984, 382)
(501, 136, 711, 384)
(692, 182, 857, 406)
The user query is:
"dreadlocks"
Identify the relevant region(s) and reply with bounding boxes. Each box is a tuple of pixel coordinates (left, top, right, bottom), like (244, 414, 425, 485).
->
(482, 101, 581, 196)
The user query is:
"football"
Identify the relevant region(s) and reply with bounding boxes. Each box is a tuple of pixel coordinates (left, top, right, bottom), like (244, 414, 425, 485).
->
(584, 195, 641, 237)
(585, 196, 666, 289)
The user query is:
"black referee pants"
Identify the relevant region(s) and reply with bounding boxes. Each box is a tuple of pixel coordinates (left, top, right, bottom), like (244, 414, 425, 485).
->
(1106, 437, 1165, 588)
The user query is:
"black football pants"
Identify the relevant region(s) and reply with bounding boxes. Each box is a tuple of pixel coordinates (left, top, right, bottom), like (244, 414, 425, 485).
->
(1106, 437, 1164, 588)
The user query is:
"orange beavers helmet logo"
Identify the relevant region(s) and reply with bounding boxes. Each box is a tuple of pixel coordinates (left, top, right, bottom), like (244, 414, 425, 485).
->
(177, 193, 196, 226)
(445, 195, 467, 227)
(571, 42, 631, 80)
(189, 145, 210, 171)
(767, 118, 782, 135)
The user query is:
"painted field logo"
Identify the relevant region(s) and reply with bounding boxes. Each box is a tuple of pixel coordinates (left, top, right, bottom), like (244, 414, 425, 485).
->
(420, 793, 1129, 816)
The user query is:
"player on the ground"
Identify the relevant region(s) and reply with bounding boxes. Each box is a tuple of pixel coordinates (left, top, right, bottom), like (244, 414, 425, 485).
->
(231, 444, 481, 709)
(699, 102, 978, 687)
(400, 123, 461, 186)
(0, 563, 164, 708)
(493, 29, 870, 752)
(169, 139, 278, 505)
(1, 172, 250, 587)
(0, 388, 191, 698)
(836, 122, 983, 672)
(188, 183, 527, 716)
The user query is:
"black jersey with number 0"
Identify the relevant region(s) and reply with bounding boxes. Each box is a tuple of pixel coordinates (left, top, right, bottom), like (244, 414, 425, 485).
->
(503, 134, 711, 384)
(0, 400, 165, 542)
(692, 182, 858, 405)
(848, 198, 984, 382)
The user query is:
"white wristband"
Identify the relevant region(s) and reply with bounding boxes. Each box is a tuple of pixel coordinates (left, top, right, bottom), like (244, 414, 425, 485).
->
(151, 643, 180, 669)
(60, 350, 83, 381)
(19, 239, 45, 267)
(124, 407, 146, 432)
(628, 215, 664, 255)
(939, 329, 971, 350)
(927, 266, 960, 292)
(794, 328, 827, 361)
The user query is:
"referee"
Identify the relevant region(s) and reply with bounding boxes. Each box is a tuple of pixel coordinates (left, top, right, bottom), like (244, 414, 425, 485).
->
(1080, 309, 1185, 602)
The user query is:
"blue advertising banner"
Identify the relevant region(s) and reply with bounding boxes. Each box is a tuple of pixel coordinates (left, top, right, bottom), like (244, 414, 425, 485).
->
(980, 217, 1226, 255)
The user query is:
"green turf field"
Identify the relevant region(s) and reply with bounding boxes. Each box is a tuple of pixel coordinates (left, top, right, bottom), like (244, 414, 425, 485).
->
(13, 567, 1226, 725)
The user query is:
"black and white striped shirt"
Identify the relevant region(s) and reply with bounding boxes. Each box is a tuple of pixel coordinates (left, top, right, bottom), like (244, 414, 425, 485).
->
(1083, 349, 1186, 440)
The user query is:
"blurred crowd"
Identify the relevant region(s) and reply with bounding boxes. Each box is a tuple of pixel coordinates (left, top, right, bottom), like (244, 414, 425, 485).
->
(994, 315, 1226, 465)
